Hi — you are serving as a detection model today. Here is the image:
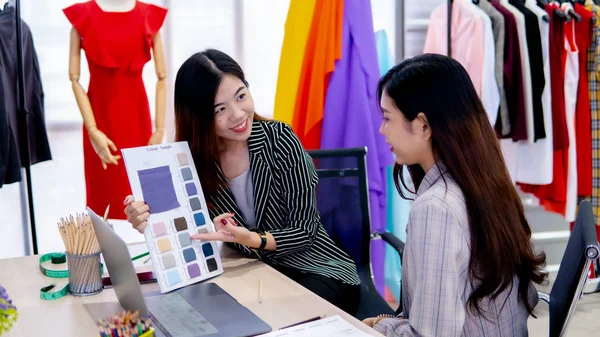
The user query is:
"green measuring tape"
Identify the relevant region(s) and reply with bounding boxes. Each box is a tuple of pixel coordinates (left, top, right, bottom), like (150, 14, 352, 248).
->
(38, 252, 105, 300)
(39, 253, 68, 278)
(39, 253, 69, 300)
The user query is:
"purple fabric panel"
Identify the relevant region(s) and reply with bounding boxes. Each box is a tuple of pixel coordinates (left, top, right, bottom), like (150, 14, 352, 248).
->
(320, 0, 393, 295)
(137, 165, 180, 213)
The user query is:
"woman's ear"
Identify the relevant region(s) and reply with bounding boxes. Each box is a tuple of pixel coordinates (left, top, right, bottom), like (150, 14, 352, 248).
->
(416, 112, 431, 140)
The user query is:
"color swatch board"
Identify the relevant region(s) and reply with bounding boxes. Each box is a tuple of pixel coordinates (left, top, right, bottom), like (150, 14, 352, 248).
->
(122, 142, 223, 293)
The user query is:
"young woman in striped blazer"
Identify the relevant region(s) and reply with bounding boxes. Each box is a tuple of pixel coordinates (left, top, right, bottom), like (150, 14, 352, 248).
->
(123, 49, 361, 315)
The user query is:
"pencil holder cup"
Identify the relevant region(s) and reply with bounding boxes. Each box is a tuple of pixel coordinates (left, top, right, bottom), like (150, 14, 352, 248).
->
(66, 251, 103, 296)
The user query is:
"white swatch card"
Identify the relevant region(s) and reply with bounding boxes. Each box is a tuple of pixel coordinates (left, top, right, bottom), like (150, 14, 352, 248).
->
(122, 142, 223, 293)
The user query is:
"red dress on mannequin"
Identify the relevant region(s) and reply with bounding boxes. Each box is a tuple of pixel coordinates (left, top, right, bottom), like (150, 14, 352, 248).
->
(63, 1, 167, 219)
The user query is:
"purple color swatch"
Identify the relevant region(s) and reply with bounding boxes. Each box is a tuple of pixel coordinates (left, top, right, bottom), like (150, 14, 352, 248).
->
(185, 182, 197, 196)
(187, 263, 201, 279)
(137, 166, 180, 214)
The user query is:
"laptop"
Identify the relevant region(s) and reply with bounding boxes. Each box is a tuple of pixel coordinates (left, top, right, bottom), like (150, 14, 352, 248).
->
(85, 207, 272, 337)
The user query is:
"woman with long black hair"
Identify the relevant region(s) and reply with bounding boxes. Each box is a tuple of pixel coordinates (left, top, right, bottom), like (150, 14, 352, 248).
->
(364, 54, 547, 336)
(123, 49, 361, 315)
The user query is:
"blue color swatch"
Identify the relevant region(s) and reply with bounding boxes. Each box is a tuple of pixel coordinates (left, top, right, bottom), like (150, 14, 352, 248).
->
(181, 167, 193, 181)
(183, 247, 196, 263)
(202, 243, 213, 257)
(166, 270, 181, 286)
(194, 212, 206, 226)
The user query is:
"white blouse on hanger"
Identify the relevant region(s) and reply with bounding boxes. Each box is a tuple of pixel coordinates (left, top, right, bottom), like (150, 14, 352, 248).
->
(516, 0, 554, 185)
(472, 3, 501, 126)
(499, 0, 535, 184)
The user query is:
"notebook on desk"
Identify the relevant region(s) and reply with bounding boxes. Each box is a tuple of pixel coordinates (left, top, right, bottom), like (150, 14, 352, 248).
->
(86, 207, 272, 337)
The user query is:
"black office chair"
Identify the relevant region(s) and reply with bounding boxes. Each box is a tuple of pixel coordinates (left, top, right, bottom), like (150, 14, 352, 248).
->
(306, 147, 404, 320)
(536, 200, 599, 337)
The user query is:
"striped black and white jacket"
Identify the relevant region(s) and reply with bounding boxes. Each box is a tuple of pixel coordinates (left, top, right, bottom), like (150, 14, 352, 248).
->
(206, 120, 360, 286)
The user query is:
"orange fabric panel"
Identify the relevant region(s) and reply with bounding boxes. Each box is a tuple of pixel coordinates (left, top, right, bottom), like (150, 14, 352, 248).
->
(291, 0, 344, 150)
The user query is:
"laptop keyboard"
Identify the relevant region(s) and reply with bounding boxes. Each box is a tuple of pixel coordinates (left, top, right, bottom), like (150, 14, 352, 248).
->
(146, 292, 218, 337)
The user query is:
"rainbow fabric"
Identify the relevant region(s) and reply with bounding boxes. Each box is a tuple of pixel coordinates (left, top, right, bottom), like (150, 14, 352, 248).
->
(274, 1, 397, 297)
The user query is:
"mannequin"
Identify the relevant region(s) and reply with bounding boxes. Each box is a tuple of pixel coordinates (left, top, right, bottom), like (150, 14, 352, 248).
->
(93, 0, 135, 12)
(64, 0, 167, 219)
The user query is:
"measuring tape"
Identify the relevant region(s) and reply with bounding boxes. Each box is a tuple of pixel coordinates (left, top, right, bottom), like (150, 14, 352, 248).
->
(39, 253, 69, 300)
(38, 252, 104, 300)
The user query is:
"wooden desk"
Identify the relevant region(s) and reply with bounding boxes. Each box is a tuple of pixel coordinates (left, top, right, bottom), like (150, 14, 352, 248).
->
(0, 248, 382, 336)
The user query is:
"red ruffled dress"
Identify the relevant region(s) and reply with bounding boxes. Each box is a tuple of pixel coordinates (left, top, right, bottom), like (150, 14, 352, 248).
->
(63, 0, 167, 219)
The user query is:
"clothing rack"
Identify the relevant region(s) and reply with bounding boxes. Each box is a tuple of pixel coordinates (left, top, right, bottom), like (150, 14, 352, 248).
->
(443, 0, 600, 290)
(448, 0, 452, 57)
(13, 0, 38, 255)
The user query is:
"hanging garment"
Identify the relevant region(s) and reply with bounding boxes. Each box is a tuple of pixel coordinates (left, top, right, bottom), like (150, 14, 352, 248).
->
(321, 0, 392, 295)
(509, 0, 546, 141)
(290, 0, 343, 150)
(375, 29, 410, 305)
(424, 0, 500, 124)
(498, 0, 533, 182)
(516, 0, 553, 184)
(490, 0, 527, 139)
(273, 0, 317, 125)
(499, 0, 531, 141)
(424, 0, 485, 94)
(474, 4, 501, 125)
(563, 8, 580, 222)
(500, 0, 534, 144)
(548, 5, 570, 150)
(63, 1, 167, 219)
(585, 0, 600, 237)
(0, 3, 52, 188)
(520, 3, 569, 215)
(574, 4, 594, 197)
(480, 0, 509, 133)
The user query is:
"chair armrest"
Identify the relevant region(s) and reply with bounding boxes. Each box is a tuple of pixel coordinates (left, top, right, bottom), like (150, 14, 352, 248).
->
(538, 291, 550, 304)
(372, 231, 405, 260)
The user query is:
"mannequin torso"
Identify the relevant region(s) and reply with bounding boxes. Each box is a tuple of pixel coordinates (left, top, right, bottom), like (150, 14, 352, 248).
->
(94, 0, 136, 12)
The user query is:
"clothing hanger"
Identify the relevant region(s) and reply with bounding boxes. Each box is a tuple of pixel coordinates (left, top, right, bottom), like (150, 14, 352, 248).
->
(564, 0, 582, 21)
(550, 0, 570, 20)
(534, 0, 552, 21)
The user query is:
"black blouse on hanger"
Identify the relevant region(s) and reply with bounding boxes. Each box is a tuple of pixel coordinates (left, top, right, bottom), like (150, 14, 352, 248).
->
(0, 3, 52, 187)
(509, 0, 547, 141)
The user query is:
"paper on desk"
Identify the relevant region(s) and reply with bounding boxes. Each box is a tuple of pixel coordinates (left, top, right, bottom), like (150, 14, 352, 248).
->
(259, 315, 376, 337)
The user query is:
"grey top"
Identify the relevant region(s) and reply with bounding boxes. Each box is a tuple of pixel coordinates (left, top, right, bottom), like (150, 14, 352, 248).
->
(227, 168, 257, 229)
(373, 163, 538, 336)
(480, 0, 510, 135)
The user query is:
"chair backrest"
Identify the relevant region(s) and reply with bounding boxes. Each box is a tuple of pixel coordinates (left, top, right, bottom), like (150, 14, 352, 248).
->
(305, 147, 371, 273)
(549, 200, 599, 337)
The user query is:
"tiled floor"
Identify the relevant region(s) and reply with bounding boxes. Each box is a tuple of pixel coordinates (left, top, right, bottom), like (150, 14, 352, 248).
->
(1, 128, 599, 335)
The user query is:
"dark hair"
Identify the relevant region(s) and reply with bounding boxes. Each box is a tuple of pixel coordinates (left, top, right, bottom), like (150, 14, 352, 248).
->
(174, 49, 266, 197)
(378, 54, 547, 316)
